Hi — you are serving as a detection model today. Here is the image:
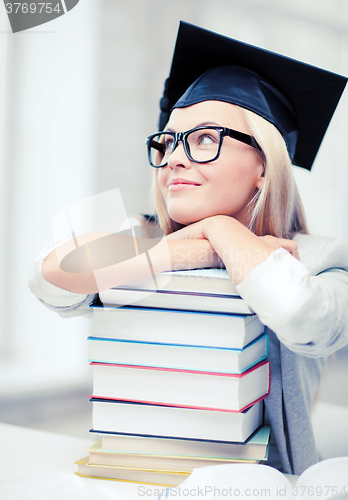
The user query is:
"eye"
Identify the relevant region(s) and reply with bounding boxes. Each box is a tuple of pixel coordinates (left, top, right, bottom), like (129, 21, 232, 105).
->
(163, 137, 174, 151)
(197, 134, 216, 145)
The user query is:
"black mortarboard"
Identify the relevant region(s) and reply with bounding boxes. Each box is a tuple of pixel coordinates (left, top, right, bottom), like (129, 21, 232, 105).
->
(159, 22, 347, 170)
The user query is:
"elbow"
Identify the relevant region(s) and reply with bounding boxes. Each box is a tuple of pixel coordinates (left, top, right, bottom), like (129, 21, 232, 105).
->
(41, 251, 59, 286)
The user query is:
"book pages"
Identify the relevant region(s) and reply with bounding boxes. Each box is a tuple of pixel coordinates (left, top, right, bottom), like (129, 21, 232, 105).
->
(175, 459, 348, 499)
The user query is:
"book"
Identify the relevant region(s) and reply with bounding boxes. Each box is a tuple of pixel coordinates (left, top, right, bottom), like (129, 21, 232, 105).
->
(88, 334, 268, 374)
(178, 457, 348, 496)
(91, 399, 263, 442)
(121, 268, 238, 295)
(98, 287, 253, 315)
(86, 439, 263, 471)
(90, 425, 271, 461)
(91, 360, 270, 412)
(75, 456, 190, 486)
(91, 305, 264, 349)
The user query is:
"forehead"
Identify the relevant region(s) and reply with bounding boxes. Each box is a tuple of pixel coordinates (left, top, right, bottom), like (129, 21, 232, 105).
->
(166, 101, 248, 132)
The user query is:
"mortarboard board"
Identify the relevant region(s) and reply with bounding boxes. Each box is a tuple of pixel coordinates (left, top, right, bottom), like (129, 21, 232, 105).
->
(159, 21, 347, 170)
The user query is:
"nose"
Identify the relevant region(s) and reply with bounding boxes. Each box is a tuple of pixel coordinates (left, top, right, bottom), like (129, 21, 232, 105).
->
(167, 140, 191, 170)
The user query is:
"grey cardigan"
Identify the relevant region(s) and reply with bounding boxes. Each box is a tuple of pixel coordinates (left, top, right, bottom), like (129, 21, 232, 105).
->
(236, 233, 348, 474)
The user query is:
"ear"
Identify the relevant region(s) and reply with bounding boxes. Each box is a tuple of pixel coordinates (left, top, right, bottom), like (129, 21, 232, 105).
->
(256, 164, 265, 190)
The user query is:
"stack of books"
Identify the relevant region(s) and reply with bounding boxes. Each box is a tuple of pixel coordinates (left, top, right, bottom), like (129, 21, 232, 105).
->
(75, 268, 271, 486)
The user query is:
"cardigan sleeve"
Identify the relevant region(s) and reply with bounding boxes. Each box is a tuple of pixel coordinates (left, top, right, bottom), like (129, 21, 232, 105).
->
(28, 236, 97, 318)
(28, 217, 143, 318)
(235, 242, 348, 358)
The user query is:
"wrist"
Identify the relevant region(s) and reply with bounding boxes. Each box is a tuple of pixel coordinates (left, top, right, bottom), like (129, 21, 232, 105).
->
(203, 215, 238, 243)
(166, 238, 219, 270)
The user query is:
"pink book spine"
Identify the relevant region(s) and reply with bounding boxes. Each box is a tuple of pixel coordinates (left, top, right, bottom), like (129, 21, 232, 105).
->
(89, 359, 269, 378)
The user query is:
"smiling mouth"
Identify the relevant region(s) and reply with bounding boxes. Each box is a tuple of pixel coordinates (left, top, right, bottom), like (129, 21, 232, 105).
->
(168, 179, 201, 191)
(168, 183, 201, 191)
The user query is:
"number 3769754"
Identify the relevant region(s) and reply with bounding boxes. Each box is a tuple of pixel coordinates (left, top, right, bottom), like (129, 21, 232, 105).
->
(5, 3, 61, 14)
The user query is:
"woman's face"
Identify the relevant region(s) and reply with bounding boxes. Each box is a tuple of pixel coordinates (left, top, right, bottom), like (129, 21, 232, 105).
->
(157, 101, 265, 226)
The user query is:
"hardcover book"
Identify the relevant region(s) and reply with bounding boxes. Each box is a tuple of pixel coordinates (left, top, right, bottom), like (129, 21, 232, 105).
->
(88, 334, 268, 374)
(91, 399, 263, 442)
(91, 305, 264, 349)
(91, 360, 270, 412)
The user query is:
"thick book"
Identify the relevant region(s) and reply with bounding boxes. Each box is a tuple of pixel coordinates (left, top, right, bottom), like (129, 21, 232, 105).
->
(88, 334, 268, 374)
(98, 287, 253, 315)
(86, 439, 263, 471)
(91, 400, 262, 443)
(121, 268, 238, 295)
(98, 266, 253, 315)
(91, 360, 270, 412)
(91, 425, 270, 461)
(91, 305, 264, 349)
(75, 456, 190, 486)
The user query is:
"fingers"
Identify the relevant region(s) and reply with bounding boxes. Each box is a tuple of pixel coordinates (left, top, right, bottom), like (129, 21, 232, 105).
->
(259, 236, 299, 260)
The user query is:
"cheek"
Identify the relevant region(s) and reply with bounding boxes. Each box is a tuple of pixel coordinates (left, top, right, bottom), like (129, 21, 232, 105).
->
(208, 162, 260, 206)
(157, 169, 168, 196)
(209, 165, 246, 191)
(217, 151, 262, 189)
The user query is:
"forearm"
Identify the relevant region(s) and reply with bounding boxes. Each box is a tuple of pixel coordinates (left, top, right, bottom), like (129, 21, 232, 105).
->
(42, 234, 219, 294)
(42, 232, 104, 295)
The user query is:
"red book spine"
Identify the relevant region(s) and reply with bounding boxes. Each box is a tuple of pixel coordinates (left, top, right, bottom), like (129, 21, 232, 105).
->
(89, 359, 269, 378)
(90, 360, 271, 413)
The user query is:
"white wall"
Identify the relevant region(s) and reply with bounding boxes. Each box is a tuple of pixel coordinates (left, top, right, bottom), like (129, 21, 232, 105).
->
(0, 0, 100, 395)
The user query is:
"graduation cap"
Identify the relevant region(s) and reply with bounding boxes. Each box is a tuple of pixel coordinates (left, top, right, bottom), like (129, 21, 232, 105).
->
(159, 21, 347, 170)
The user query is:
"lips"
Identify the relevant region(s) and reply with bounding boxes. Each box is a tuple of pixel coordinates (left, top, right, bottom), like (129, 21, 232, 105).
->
(168, 178, 201, 187)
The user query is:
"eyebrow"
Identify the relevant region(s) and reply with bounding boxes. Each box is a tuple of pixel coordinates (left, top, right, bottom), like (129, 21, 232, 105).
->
(165, 121, 222, 132)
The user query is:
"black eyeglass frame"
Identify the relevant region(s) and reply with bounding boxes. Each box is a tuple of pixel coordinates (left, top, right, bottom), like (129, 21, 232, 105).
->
(146, 126, 263, 168)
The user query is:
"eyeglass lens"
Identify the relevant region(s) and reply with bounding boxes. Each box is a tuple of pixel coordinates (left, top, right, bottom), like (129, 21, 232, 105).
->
(149, 128, 221, 167)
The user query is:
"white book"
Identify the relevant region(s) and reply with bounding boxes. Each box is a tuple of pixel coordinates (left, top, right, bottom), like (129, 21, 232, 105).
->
(86, 441, 263, 471)
(91, 399, 263, 443)
(99, 288, 253, 315)
(91, 306, 264, 349)
(93, 425, 271, 460)
(178, 457, 348, 497)
(75, 456, 190, 486)
(122, 268, 237, 295)
(91, 361, 270, 412)
(98, 268, 254, 315)
(88, 334, 268, 374)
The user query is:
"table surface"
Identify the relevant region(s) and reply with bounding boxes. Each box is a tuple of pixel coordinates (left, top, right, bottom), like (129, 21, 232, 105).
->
(0, 422, 299, 499)
(0, 422, 166, 499)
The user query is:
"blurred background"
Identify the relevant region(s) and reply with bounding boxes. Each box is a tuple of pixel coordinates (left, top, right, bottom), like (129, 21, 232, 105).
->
(0, 0, 347, 448)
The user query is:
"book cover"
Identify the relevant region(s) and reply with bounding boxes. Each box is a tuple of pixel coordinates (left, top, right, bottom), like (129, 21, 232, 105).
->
(88, 334, 269, 374)
(91, 399, 263, 442)
(91, 305, 264, 349)
(98, 424, 270, 458)
(75, 456, 190, 486)
(86, 439, 263, 471)
(91, 360, 270, 412)
(98, 287, 254, 315)
(88, 426, 270, 463)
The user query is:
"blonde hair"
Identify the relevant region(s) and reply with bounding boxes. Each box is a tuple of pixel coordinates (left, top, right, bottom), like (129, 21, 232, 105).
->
(152, 105, 308, 238)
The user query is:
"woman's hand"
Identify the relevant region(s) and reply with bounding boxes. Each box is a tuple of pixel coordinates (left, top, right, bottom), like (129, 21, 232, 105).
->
(165, 217, 212, 241)
(166, 215, 298, 284)
(258, 235, 299, 260)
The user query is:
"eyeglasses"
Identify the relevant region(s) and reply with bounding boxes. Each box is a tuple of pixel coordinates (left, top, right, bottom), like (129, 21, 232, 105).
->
(146, 126, 263, 168)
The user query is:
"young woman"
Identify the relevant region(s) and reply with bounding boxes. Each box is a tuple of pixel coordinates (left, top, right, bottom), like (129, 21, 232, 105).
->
(29, 22, 348, 475)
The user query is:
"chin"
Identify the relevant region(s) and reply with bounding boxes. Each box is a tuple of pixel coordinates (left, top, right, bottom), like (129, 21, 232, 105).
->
(168, 206, 211, 226)
(170, 214, 198, 226)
